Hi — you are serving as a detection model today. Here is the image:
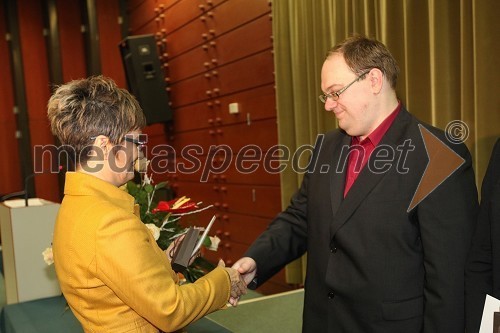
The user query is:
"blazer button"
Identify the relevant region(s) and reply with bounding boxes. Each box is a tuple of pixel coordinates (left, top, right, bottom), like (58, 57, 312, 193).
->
(330, 247, 337, 253)
(328, 292, 335, 299)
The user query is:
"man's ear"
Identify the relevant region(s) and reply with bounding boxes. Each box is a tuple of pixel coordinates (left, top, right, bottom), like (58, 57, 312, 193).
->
(368, 68, 384, 94)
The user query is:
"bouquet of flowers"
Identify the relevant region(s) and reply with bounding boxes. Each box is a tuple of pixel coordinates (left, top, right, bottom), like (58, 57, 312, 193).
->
(124, 162, 220, 283)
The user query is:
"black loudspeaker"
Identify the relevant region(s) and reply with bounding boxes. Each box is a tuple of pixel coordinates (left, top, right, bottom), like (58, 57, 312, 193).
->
(119, 34, 172, 124)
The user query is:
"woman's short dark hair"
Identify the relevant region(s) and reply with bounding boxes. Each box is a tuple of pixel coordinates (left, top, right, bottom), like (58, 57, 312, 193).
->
(47, 75, 146, 164)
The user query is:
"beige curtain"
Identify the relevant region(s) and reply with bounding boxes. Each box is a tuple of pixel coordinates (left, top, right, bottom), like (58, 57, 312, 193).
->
(272, 0, 500, 284)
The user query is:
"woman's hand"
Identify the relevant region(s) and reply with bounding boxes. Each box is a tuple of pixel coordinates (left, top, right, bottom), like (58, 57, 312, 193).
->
(165, 234, 201, 265)
(218, 260, 247, 306)
(165, 235, 183, 263)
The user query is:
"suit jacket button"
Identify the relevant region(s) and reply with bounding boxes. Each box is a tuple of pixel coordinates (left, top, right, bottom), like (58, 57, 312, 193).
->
(330, 247, 337, 253)
(328, 292, 335, 299)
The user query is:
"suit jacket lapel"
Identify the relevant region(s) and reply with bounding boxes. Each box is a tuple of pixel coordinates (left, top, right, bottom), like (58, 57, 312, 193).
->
(329, 109, 412, 238)
(329, 134, 351, 218)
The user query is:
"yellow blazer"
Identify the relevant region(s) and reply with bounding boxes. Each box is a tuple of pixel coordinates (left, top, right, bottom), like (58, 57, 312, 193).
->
(53, 172, 230, 333)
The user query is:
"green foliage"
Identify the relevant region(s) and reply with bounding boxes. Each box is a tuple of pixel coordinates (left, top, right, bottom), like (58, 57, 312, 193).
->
(125, 177, 215, 282)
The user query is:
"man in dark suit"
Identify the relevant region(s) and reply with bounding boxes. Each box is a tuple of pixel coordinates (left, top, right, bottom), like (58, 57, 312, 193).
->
(466, 139, 500, 333)
(232, 35, 478, 332)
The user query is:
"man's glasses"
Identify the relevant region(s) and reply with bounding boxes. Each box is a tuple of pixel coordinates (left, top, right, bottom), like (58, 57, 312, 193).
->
(319, 70, 370, 103)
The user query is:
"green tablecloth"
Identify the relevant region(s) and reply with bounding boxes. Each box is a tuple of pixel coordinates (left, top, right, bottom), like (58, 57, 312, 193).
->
(0, 289, 304, 333)
(0, 296, 83, 332)
(194, 289, 304, 333)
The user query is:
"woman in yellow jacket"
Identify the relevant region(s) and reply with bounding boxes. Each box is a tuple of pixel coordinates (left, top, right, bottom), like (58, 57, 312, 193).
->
(47, 76, 246, 333)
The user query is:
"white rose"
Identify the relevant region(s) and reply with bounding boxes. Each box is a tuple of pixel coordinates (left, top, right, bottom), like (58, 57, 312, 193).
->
(42, 247, 54, 265)
(145, 223, 161, 240)
(207, 235, 221, 251)
(142, 173, 153, 185)
(135, 158, 150, 173)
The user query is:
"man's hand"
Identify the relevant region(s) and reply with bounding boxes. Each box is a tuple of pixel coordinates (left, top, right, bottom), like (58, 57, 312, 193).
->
(232, 257, 257, 285)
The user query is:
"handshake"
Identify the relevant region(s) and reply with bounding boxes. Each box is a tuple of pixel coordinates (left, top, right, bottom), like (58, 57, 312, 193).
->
(166, 235, 257, 306)
(219, 257, 257, 306)
(166, 220, 256, 306)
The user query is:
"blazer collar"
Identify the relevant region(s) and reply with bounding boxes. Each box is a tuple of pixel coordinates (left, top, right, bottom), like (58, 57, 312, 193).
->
(329, 108, 413, 237)
(64, 172, 135, 213)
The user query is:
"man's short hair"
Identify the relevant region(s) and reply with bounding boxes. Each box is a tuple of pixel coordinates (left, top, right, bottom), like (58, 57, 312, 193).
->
(327, 35, 400, 89)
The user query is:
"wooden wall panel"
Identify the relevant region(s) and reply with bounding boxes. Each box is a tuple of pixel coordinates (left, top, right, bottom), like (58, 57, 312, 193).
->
(166, 154, 279, 185)
(205, 14, 273, 66)
(164, 157, 207, 183)
(0, 134, 22, 197)
(163, 0, 270, 58)
(0, 0, 22, 195)
(214, 84, 276, 125)
(131, 17, 157, 35)
(169, 74, 214, 107)
(167, 44, 216, 82)
(172, 84, 276, 132)
(169, 50, 274, 108)
(219, 184, 281, 218)
(169, 128, 218, 153)
(172, 102, 215, 132)
(213, 156, 280, 186)
(128, 0, 158, 32)
(128, 0, 182, 33)
(161, 0, 221, 33)
(17, 0, 52, 121)
(56, 0, 86, 82)
(215, 50, 274, 95)
(221, 213, 271, 245)
(205, 0, 270, 36)
(29, 119, 60, 201)
(167, 14, 273, 82)
(0, 5, 15, 122)
(96, 0, 126, 87)
(139, 0, 225, 36)
(216, 118, 278, 152)
(162, 15, 214, 57)
(17, 0, 58, 201)
(0, 123, 23, 194)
